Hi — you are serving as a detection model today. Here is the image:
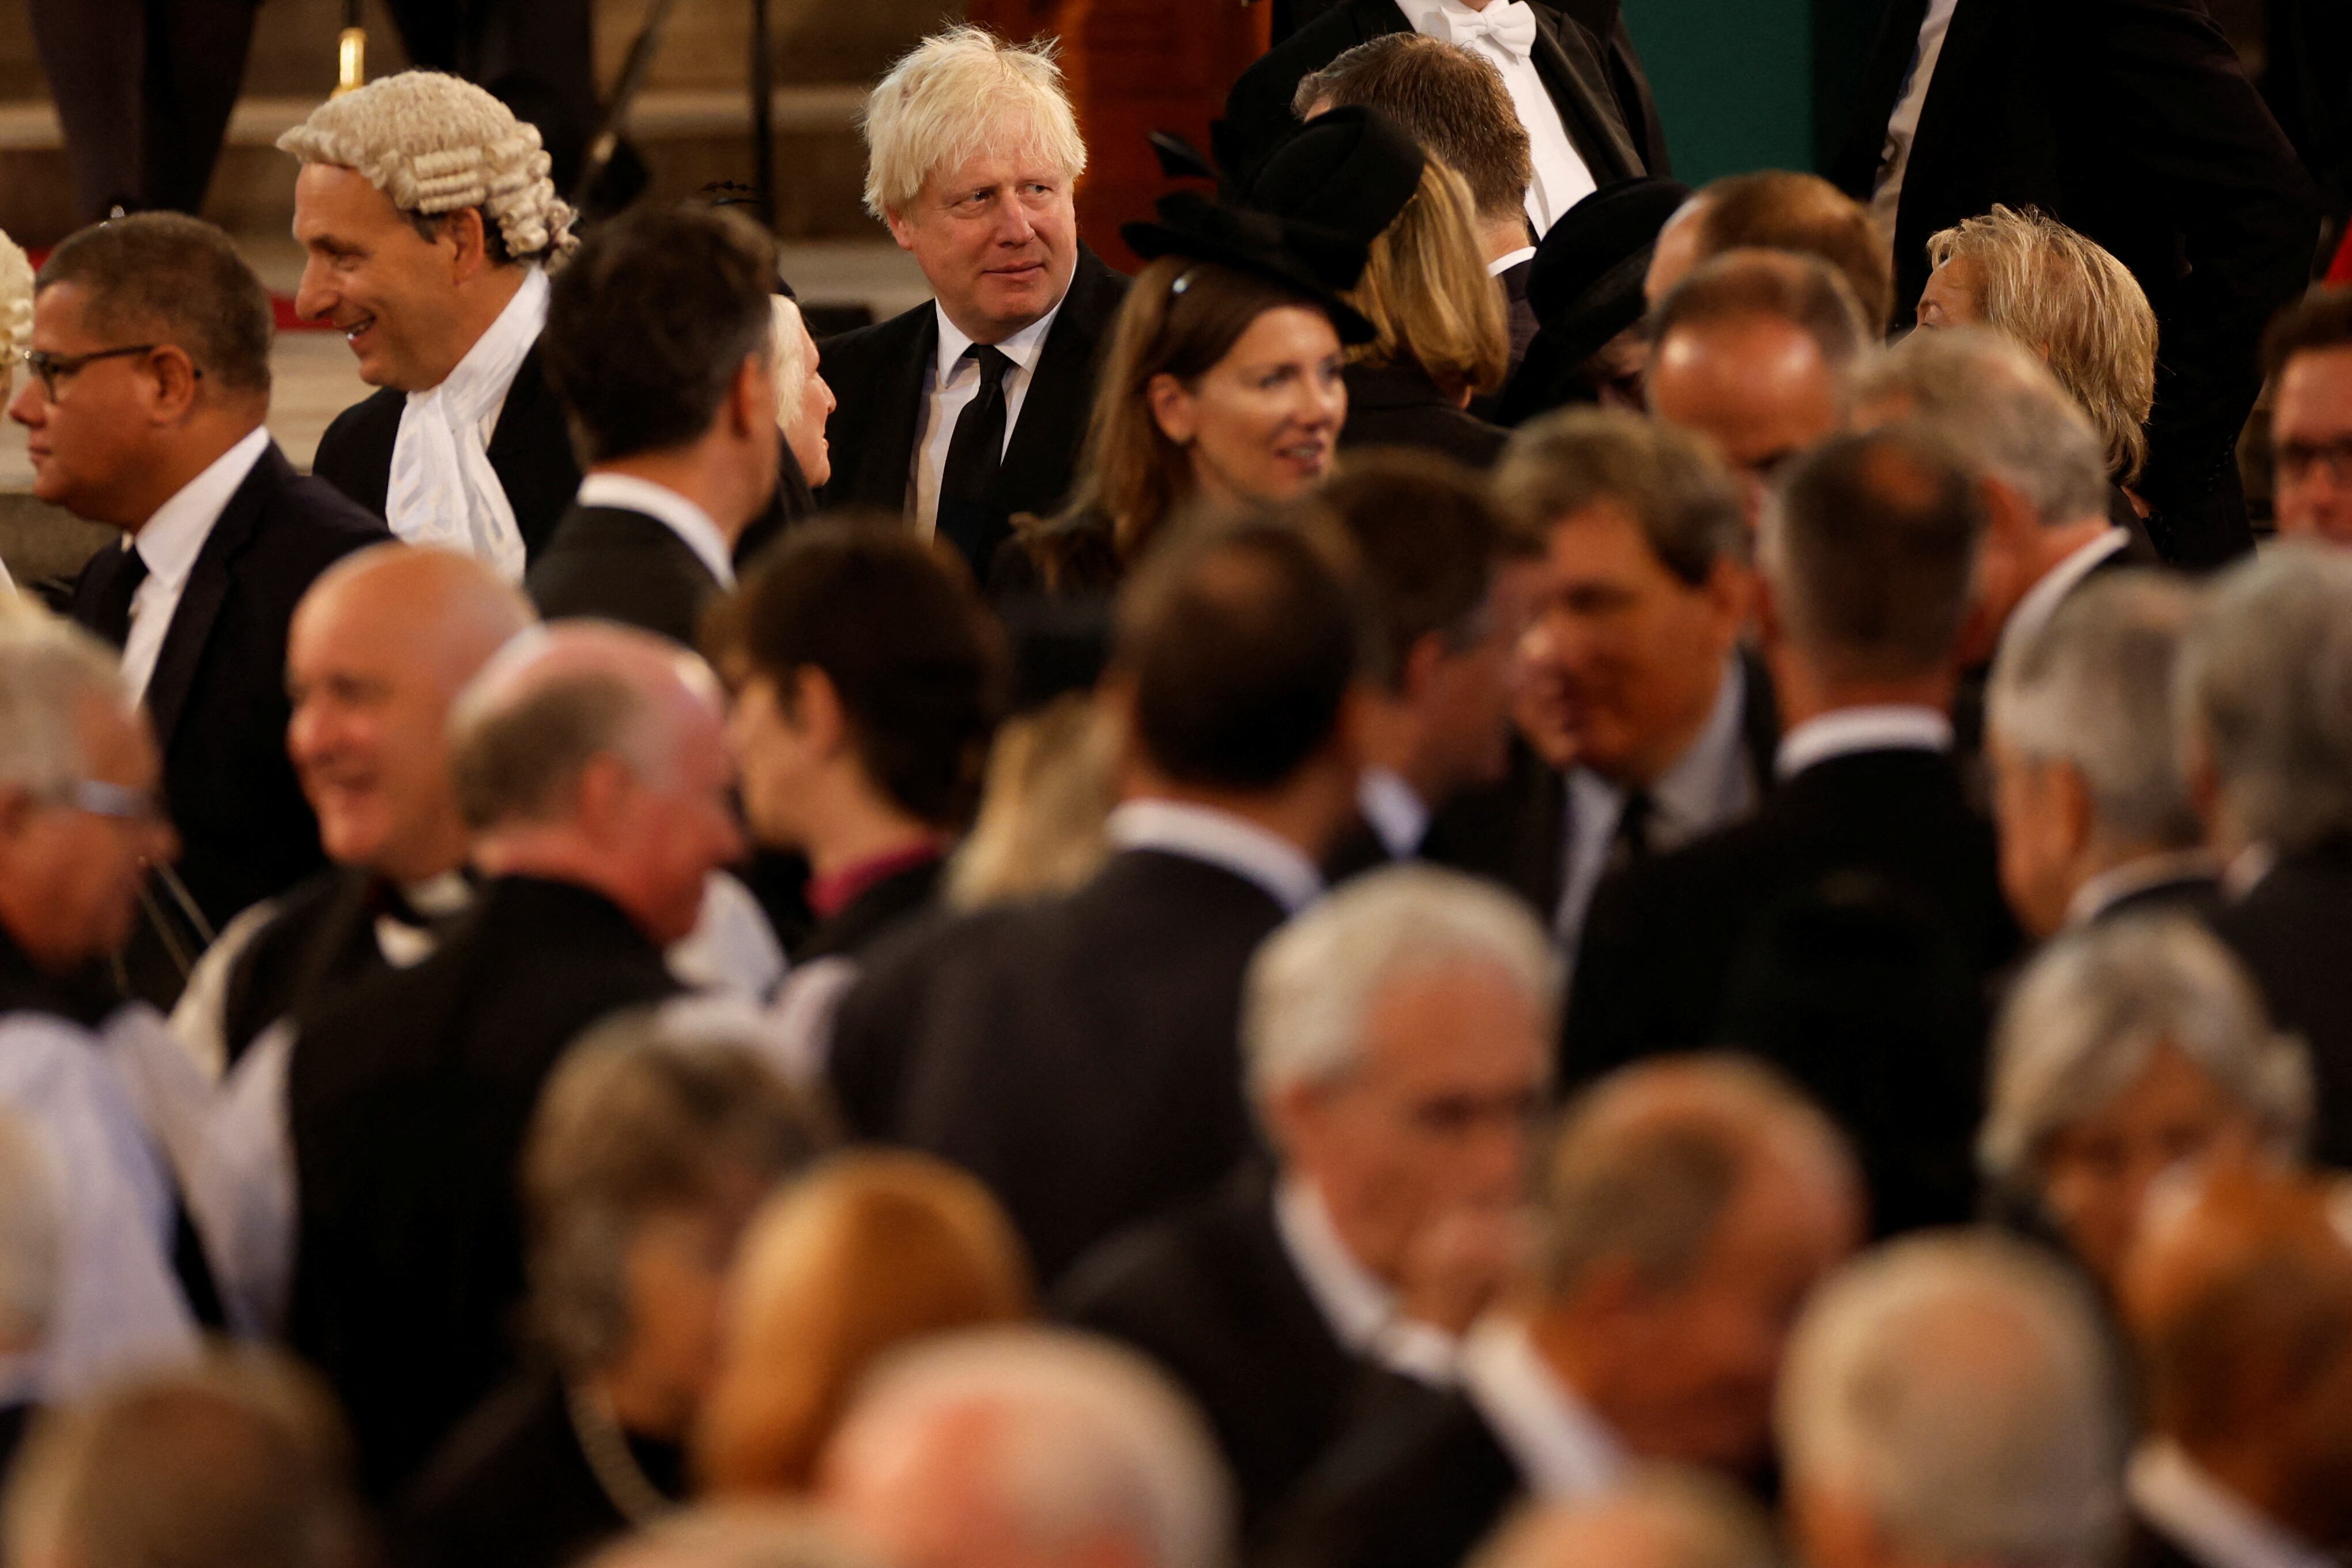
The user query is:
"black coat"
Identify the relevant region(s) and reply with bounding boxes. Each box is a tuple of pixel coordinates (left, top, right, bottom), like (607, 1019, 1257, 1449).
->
(1828, 0, 2317, 568)
(1054, 1170, 1366, 1535)
(793, 855, 945, 966)
(828, 848, 1290, 1285)
(1563, 746, 2022, 1234)
(1219, 0, 1660, 189)
(218, 868, 453, 1070)
(397, 1370, 682, 1568)
(1264, 1383, 1521, 1568)
(1339, 365, 1510, 470)
(2215, 836, 2352, 1169)
(525, 504, 725, 647)
(66, 444, 389, 990)
(287, 876, 683, 1500)
(1423, 651, 1782, 922)
(310, 342, 582, 564)
(815, 251, 1129, 582)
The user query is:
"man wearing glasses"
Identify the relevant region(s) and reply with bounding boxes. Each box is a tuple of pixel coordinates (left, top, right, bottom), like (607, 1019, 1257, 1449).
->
(0, 614, 212, 1396)
(7, 213, 389, 1004)
(2266, 286, 2352, 548)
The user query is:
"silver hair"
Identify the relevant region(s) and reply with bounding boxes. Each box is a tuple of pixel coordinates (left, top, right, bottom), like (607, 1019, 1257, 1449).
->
(1534, 1054, 1857, 1299)
(0, 1110, 59, 1347)
(1987, 571, 2204, 849)
(769, 296, 815, 427)
(585, 1506, 883, 1568)
(1471, 1467, 1781, 1568)
(1776, 1231, 2125, 1568)
(1850, 327, 2112, 525)
(277, 71, 576, 262)
(0, 614, 133, 800)
(2174, 544, 2352, 853)
(860, 27, 1088, 221)
(1243, 864, 1559, 1114)
(835, 1326, 1235, 1568)
(1980, 914, 2310, 1186)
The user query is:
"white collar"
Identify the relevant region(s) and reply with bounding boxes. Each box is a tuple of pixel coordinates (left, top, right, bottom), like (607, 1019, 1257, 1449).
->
(2224, 842, 2279, 900)
(1105, 799, 1323, 913)
(2129, 1442, 2334, 1568)
(2004, 527, 2130, 656)
(932, 297, 1063, 388)
(1358, 768, 1430, 860)
(1777, 704, 1954, 780)
(129, 427, 271, 590)
(436, 265, 549, 410)
(2063, 849, 2221, 929)
(1457, 1312, 1626, 1501)
(576, 472, 737, 589)
(1273, 1176, 1460, 1385)
(1489, 246, 1537, 277)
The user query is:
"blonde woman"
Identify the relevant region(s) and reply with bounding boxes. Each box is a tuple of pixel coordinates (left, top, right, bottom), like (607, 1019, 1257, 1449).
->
(1918, 205, 2158, 497)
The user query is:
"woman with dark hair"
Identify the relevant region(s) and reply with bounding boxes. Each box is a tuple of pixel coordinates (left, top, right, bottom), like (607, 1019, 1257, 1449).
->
(994, 195, 1372, 598)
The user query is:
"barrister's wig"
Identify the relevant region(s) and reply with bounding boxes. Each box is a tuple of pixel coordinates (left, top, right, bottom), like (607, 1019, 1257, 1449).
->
(860, 27, 1087, 220)
(0, 227, 32, 365)
(276, 71, 578, 264)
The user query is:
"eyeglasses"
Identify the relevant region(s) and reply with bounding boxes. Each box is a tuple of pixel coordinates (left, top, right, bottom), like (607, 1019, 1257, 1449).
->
(2276, 436, 2352, 487)
(43, 778, 165, 826)
(16, 344, 201, 402)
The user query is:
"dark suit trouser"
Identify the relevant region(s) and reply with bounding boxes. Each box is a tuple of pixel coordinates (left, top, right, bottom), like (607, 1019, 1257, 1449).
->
(30, 0, 260, 221)
(380, 0, 596, 193)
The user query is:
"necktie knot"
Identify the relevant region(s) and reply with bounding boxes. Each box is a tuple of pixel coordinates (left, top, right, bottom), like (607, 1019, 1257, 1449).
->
(967, 344, 1013, 393)
(84, 542, 151, 650)
(1428, 0, 1539, 60)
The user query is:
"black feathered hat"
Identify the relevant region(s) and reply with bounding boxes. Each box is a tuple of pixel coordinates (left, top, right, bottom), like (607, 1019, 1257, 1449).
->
(1122, 191, 1378, 344)
(1244, 105, 1427, 247)
(1497, 177, 1692, 425)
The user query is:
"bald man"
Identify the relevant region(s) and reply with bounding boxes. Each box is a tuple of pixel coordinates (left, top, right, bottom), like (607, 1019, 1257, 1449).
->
(2121, 1164, 2352, 1568)
(283, 621, 749, 1498)
(1643, 174, 1892, 327)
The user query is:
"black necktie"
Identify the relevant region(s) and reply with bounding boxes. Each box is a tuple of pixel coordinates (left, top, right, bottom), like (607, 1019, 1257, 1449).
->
(935, 345, 1013, 578)
(83, 542, 149, 649)
(1604, 789, 1654, 879)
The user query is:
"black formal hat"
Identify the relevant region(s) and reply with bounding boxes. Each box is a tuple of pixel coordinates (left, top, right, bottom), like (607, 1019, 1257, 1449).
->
(1245, 105, 1427, 247)
(1497, 177, 1692, 425)
(1122, 191, 1378, 344)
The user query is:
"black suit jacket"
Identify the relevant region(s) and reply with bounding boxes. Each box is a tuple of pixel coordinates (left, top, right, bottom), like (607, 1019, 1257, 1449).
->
(66, 444, 389, 964)
(1829, 0, 2316, 567)
(1219, 0, 1656, 189)
(794, 855, 944, 966)
(1054, 1170, 1365, 1535)
(310, 341, 582, 564)
(525, 504, 724, 647)
(1423, 650, 1782, 922)
(2215, 836, 2352, 1169)
(1265, 1383, 1521, 1568)
(287, 876, 683, 1499)
(1563, 746, 2022, 1233)
(1339, 365, 1510, 470)
(828, 847, 1289, 1284)
(815, 251, 1129, 581)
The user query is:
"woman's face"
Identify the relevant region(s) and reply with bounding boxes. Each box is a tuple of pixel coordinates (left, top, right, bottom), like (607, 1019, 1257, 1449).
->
(2038, 1042, 2263, 1291)
(775, 304, 836, 489)
(1916, 254, 1985, 330)
(1149, 304, 1347, 509)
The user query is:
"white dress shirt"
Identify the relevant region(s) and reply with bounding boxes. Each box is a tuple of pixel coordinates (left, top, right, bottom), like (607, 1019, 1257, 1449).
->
(1489, 245, 1537, 279)
(1106, 799, 1324, 913)
(387, 266, 548, 580)
(1273, 1178, 1460, 1384)
(2129, 1441, 2335, 1568)
(1358, 768, 1433, 861)
(1394, 0, 1599, 236)
(911, 299, 1064, 540)
(575, 472, 737, 590)
(118, 426, 271, 702)
(1457, 1311, 1625, 1501)
(0, 1007, 201, 1396)
(1867, 0, 1962, 247)
(1777, 703, 1954, 780)
(1558, 657, 1756, 956)
(2000, 527, 2130, 659)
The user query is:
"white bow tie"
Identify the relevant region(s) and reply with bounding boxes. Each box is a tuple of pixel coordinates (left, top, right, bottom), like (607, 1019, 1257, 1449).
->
(1426, 0, 1540, 61)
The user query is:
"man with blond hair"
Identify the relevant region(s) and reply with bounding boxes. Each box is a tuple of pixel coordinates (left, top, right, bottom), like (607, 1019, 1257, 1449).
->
(817, 27, 1126, 582)
(281, 71, 584, 579)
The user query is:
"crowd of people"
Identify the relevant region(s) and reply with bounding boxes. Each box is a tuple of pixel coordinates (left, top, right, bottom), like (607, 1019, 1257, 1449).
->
(0, 12, 2350, 1568)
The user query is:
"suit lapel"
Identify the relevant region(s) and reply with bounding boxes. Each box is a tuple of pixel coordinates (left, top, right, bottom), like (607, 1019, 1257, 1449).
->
(484, 341, 553, 481)
(997, 248, 1123, 516)
(1526, 3, 1643, 182)
(857, 310, 938, 515)
(145, 444, 280, 751)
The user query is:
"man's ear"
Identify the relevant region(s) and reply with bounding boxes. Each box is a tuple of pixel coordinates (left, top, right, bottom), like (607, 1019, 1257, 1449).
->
(791, 665, 848, 759)
(1399, 630, 1448, 706)
(144, 345, 203, 424)
(571, 752, 635, 839)
(882, 208, 919, 254)
(1701, 556, 1755, 648)
(2052, 759, 2097, 860)
(730, 352, 772, 440)
(440, 206, 495, 283)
